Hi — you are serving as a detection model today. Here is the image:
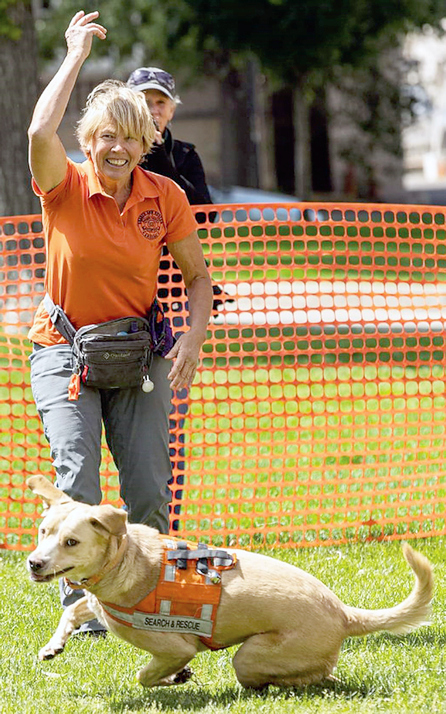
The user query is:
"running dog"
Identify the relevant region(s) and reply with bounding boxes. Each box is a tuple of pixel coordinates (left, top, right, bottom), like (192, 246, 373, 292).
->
(26, 474, 433, 689)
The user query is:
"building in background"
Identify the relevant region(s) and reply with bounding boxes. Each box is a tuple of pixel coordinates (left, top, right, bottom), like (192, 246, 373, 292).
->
(402, 25, 446, 205)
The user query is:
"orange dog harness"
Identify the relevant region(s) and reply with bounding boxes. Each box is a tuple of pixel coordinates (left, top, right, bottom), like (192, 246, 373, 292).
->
(99, 536, 237, 650)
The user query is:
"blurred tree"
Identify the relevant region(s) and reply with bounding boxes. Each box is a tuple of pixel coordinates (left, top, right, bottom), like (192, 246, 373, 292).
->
(177, 0, 446, 197)
(3, 0, 446, 212)
(330, 43, 422, 200)
(35, 0, 263, 190)
(0, 0, 40, 215)
(36, 0, 203, 71)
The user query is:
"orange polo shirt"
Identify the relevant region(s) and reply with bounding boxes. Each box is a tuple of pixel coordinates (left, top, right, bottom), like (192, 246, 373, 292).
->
(29, 158, 198, 346)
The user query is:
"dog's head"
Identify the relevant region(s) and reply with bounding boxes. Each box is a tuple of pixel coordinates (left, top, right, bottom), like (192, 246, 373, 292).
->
(26, 475, 127, 584)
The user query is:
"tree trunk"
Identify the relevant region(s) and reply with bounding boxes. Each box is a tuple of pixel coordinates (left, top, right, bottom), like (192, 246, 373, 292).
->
(310, 87, 333, 194)
(293, 77, 312, 200)
(219, 67, 241, 187)
(272, 87, 295, 195)
(219, 62, 263, 189)
(244, 59, 260, 188)
(0, 1, 40, 217)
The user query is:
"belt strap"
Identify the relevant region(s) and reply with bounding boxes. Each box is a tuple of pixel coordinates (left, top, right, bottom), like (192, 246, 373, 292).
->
(43, 293, 76, 345)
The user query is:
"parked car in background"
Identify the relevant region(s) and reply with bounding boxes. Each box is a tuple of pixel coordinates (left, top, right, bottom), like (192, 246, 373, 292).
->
(209, 185, 298, 204)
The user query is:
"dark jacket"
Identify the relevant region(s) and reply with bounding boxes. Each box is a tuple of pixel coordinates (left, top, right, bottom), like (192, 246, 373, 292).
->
(141, 128, 228, 313)
(139, 128, 212, 206)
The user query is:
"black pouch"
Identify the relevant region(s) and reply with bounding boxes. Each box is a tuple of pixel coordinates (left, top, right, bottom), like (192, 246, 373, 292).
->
(43, 294, 175, 397)
(72, 316, 152, 389)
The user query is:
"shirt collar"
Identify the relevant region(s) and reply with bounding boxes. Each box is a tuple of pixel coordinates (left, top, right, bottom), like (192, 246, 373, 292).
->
(83, 158, 160, 206)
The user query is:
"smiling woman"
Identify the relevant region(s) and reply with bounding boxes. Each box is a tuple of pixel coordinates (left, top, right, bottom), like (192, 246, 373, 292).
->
(26, 10, 213, 634)
(74, 79, 155, 210)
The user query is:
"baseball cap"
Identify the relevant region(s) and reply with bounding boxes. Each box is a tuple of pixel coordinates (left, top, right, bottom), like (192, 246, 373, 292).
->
(127, 67, 177, 102)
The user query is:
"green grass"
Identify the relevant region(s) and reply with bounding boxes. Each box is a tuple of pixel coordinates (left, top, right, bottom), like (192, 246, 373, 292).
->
(2, 537, 446, 713)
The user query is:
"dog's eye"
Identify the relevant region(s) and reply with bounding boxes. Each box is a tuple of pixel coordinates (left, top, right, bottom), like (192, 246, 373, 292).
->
(65, 538, 78, 547)
(40, 528, 46, 536)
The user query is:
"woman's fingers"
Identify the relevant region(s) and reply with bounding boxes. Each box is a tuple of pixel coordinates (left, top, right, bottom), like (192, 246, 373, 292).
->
(167, 353, 199, 389)
(169, 366, 197, 390)
(165, 333, 203, 389)
(67, 10, 106, 36)
(170, 359, 200, 389)
(69, 10, 98, 26)
(65, 10, 107, 48)
(79, 11, 101, 23)
(68, 11, 86, 27)
(89, 24, 107, 39)
(153, 130, 164, 145)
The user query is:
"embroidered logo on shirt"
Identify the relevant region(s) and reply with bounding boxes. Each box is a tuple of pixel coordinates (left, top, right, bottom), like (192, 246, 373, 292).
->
(138, 210, 164, 240)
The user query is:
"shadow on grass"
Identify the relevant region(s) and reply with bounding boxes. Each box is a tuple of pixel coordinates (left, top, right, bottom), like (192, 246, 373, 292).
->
(346, 627, 446, 648)
(103, 677, 385, 712)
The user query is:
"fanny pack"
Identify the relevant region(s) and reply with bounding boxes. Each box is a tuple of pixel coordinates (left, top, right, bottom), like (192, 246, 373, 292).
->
(43, 294, 175, 400)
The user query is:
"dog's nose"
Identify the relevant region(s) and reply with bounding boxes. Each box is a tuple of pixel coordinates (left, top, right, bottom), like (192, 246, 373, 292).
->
(28, 557, 46, 572)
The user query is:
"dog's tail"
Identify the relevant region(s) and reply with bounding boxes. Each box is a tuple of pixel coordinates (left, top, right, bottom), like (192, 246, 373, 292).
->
(344, 543, 433, 638)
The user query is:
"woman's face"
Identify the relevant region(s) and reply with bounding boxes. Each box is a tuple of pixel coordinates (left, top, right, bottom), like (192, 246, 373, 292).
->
(143, 89, 175, 134)
(88, 123, 143, 185)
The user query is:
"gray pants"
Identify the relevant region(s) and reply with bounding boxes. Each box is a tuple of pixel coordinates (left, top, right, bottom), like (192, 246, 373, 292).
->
(30, 344, 173, 629)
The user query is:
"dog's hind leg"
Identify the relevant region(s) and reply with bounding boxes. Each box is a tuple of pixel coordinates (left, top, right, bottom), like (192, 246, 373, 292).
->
(232, 632, 339, 689)
(137, 639, 197, 687)
(38, 596, 95, 660)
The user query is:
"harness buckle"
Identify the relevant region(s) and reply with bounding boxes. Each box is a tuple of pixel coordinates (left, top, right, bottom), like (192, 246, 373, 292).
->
(175, 541, 189, 569)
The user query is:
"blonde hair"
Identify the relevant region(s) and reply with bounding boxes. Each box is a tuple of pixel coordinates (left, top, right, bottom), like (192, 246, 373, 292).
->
(76, 79, 156, 155)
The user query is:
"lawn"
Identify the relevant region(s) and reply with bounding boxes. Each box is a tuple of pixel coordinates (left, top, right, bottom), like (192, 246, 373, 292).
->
(2, 537, 446, 713)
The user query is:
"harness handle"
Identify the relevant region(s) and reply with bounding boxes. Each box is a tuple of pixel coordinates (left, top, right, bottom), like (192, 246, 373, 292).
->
(167, 545, 235, 571)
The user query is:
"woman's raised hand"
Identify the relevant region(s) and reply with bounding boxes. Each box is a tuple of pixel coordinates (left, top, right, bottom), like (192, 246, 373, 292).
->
(65, 10, 107, 59)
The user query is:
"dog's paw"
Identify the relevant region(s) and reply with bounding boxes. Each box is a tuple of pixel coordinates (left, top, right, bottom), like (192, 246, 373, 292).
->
(173, 666, 193, 684)
(38, 642, 65, 660)
(156, 666, 193, 686)
(137, 666, 194, 687)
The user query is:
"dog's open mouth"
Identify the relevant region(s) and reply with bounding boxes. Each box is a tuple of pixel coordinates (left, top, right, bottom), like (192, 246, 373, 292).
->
(30, 566, 74, 583)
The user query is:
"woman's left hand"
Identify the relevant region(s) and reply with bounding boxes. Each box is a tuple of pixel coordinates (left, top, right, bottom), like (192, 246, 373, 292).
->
(165, 331, 203, 390)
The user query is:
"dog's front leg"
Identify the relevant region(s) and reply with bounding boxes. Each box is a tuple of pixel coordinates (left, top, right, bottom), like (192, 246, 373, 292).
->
(39, 596, 95, 660)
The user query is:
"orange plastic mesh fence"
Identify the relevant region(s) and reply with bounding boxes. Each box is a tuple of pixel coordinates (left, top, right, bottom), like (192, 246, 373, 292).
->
(1, 204, 446, 550)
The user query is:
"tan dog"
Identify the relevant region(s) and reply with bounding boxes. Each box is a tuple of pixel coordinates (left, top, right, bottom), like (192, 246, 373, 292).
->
(26, 475, 433, 689)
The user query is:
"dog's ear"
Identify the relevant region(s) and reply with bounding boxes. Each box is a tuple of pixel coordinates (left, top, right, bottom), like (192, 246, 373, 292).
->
(27, 475, 73, 509)
(88, 505, 128, 537)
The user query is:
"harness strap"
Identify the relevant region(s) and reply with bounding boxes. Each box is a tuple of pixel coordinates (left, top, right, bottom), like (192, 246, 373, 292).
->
(43, 293, 76, 345)
(100, 601, 215, 638)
